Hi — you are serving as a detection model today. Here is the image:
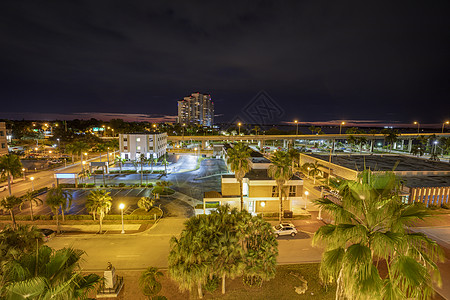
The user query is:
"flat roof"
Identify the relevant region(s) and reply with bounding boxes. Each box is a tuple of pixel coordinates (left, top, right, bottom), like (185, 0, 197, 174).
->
(223, 169, 301, 181)
(251, 157, 271, 164)
(308, 154, 450, 172)
(401, 176, 450, 188)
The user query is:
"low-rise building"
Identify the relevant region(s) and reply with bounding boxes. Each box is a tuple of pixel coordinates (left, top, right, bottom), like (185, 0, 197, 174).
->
(0, 122, 7, 156)
(119, 132, 167, 160)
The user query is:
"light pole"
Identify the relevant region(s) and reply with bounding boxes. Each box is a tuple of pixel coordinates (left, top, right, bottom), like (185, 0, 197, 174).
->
(294, 120, 299, 135)
(119, 203, 125, 234)
(238, 122, 241, 135)
(442, 121, 449, 133)
(414, 121, 420, 134)
(260, 201, 265, 218)
(304, 191, 309, 209)
(339, 122, 345, 135)
(30, 176, 35, 191)
(22, 168, 26, 181)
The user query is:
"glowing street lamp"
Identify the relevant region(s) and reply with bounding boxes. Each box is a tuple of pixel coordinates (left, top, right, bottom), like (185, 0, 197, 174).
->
(119, 203, 125, 234)
(304, 190, 309, 209)
(260, 201, 266, 218)
(30, 176, 35, 191)
(339, 122, 345, 135)
(22, 168, 26, 180)
(442, 121, 449, 133)
(414, 121, 420, 134)
(294, 120, 299, 136)
(238, 122, 242, 135)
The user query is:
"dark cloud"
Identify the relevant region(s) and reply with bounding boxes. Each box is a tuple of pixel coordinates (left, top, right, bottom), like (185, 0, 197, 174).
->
(0, 0, 449, 124)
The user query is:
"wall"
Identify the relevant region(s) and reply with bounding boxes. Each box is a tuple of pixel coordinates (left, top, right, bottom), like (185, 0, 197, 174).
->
(300, 153, 359, 181)
(0, 122, 7, 156)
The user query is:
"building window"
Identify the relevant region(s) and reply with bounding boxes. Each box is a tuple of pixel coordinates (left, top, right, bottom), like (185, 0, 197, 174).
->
(1, 143, 5, 149)
(272, 186, 278, 197)
(137, 146, 141, 151)
(124, 146, 128, 150)
(289, 186, 297, 196)
(0, 131, 3, 136)
(123, 138, 127, 142)
(136, 138, 141, 142)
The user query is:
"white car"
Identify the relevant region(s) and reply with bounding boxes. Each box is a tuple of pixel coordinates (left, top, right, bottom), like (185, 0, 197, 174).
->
(273, 223, 298, 237)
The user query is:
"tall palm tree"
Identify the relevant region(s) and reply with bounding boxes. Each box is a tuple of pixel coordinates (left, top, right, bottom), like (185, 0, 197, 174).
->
(268, 151, 293, 222)
(0, 245, 101, 299)
(71, 141, 90, 168)
(92, 143, 107, 162)
(23, 189, 43, 221)
(304, 161, 322, 184)
(140, 266, 164, 298)
(114, 155, 125, 173)
(313, 170, 443, 300)
(0, 224, 42, 265)
(0, 196, 23, 229)
(86, 190, 112, 233)
(0, 154, 23, 196)
(226, 143, 252, 211)
(65, 143, 76, 164)
(46, 187, 68, 234)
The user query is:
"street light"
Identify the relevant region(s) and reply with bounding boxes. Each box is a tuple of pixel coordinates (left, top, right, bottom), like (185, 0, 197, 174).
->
(414, 121, 420, 134)
(119, 203, 125, 234)
(339, 122, 345, 135)
(304, 190, 309, 209)
(294, 120, 299, 135)
(30, 176, 35, 191)
(238, 122, 242, 135)
(260, 201, 265, 218)
(442, 121, 449, 133)
(22, 168, 26, 181)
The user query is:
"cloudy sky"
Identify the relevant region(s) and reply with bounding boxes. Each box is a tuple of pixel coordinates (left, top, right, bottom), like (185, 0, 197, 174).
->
(0, 1, 449, 125)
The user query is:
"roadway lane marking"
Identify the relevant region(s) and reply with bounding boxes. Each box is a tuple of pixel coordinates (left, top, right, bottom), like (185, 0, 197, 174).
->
(136, 189, 145, 196)
(112, 190, 122, 196)
(124, 189, 134, 196)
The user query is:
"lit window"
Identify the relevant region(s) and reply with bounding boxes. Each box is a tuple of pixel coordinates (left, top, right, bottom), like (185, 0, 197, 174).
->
(137, 146, 141, 151)
(136, 138, 141, 142)
(289, 186, 297, 196)
(272, 186, 278, 197)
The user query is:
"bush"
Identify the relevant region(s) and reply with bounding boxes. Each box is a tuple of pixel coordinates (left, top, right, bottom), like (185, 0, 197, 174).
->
(194, 202, 220, 209)
(59, 183, 76, 188)
(242, 275, 263, 287)
(428, 204, 440, 210)
(441, 204, 450, 209)
(204, 275, 220, 293)
(118, 183, 126, 187)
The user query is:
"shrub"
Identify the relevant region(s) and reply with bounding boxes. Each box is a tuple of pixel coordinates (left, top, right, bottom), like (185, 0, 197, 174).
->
(59, 183, 76, 188)
(118, 183, 126, 187)
(441, 204, 450, 209)
(242, 275, 263, 287)
(204, 275, 220, 293)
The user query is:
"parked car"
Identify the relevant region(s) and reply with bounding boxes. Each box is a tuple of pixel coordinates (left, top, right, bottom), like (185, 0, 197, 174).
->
(39, 229, 55, 242)
(273, 223, 298, 237)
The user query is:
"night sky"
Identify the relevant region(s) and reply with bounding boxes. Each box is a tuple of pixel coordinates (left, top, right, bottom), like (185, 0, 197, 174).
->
(0, 1, 449, 126)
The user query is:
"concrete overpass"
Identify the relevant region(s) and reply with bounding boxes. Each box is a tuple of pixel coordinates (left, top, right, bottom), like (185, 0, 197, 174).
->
(168, 133, 450, 150)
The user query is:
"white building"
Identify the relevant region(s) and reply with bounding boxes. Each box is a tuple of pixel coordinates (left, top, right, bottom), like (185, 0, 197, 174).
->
(119, 132, 167, 161)
(0, 122, 7, 156)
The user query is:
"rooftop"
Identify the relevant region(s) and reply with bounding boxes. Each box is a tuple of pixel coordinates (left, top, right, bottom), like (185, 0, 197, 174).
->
(402, 176, 450, 188)
(308, 154, 450, 172)
(223, 169, 301, 181)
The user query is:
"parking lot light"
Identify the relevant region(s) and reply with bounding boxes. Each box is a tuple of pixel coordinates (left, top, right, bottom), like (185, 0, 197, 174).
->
(30, 176, 35, 191)
(119, 203, 125, 234)
(304, 191, 309, 209)
(22, 168, 26, 180)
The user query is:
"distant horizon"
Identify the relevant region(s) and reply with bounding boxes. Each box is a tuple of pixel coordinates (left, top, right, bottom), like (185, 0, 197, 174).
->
(0, 111, 447, 130)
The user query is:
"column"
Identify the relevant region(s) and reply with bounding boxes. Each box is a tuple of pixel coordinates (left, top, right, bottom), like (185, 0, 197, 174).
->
(408, 139, 413, 152)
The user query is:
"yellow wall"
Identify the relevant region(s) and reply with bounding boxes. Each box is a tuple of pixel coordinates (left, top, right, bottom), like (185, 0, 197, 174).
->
(254, 200, 290, 212)
(249, 185, 273, 197)
(222, 183, 240, 196)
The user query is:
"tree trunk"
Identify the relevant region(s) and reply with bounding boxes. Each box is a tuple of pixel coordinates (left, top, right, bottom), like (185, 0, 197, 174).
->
(102, 167, 106, 186)
(7, 173, 12, 196)
(30, 201, 34, 221)
(140, 163, 143, 185)
(60, 204, 65, 222)
(119, 161, 122, 173)
(222, 273, 226, 294)
(197, 281, 203, 299)
(239, 179, 244, 211)
(55, 210, 60, 234)
(99, 153, 102, 162)
(9, 209, 16, 229)
(99, 211, 103, 233)
(279, 185, 283, 223)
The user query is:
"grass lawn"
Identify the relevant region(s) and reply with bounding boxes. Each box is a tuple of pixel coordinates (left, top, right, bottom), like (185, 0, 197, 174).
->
(131, 207, 163, 217)
(152, 186, 176, 195)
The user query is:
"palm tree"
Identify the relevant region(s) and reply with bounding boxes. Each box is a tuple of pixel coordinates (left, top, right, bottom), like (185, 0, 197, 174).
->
(71, 141, 90, 168)
(313, 169, 443, 300)
(0, 196, 23, 229)
(46, 187, 70, 234)
(140, 266, 164, 298)
(156, 181, 172, 193)
(0, 154, 23, 196)
(304, 161, 322, 184)
(139, 153, 146, 185)
(268, 151, 293, 222)
(381, 128, 399, 152)
(86, 190, 112, 233)
(226, 143, 252, 211)
(114, 155, 125, 173)
(149, 157, 158, 173)
(23, 190, 43, 221)
(287, 148, 300, 170)
(65, 143, 77, 164)
(92, 143, 107, 162)
(0, 224, 42, 265)
(138, 196, 155, 212)
(1, 245, 101, 299)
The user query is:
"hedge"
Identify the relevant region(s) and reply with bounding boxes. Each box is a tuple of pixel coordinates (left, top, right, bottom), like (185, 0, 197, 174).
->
(0, 214, 159, 221)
